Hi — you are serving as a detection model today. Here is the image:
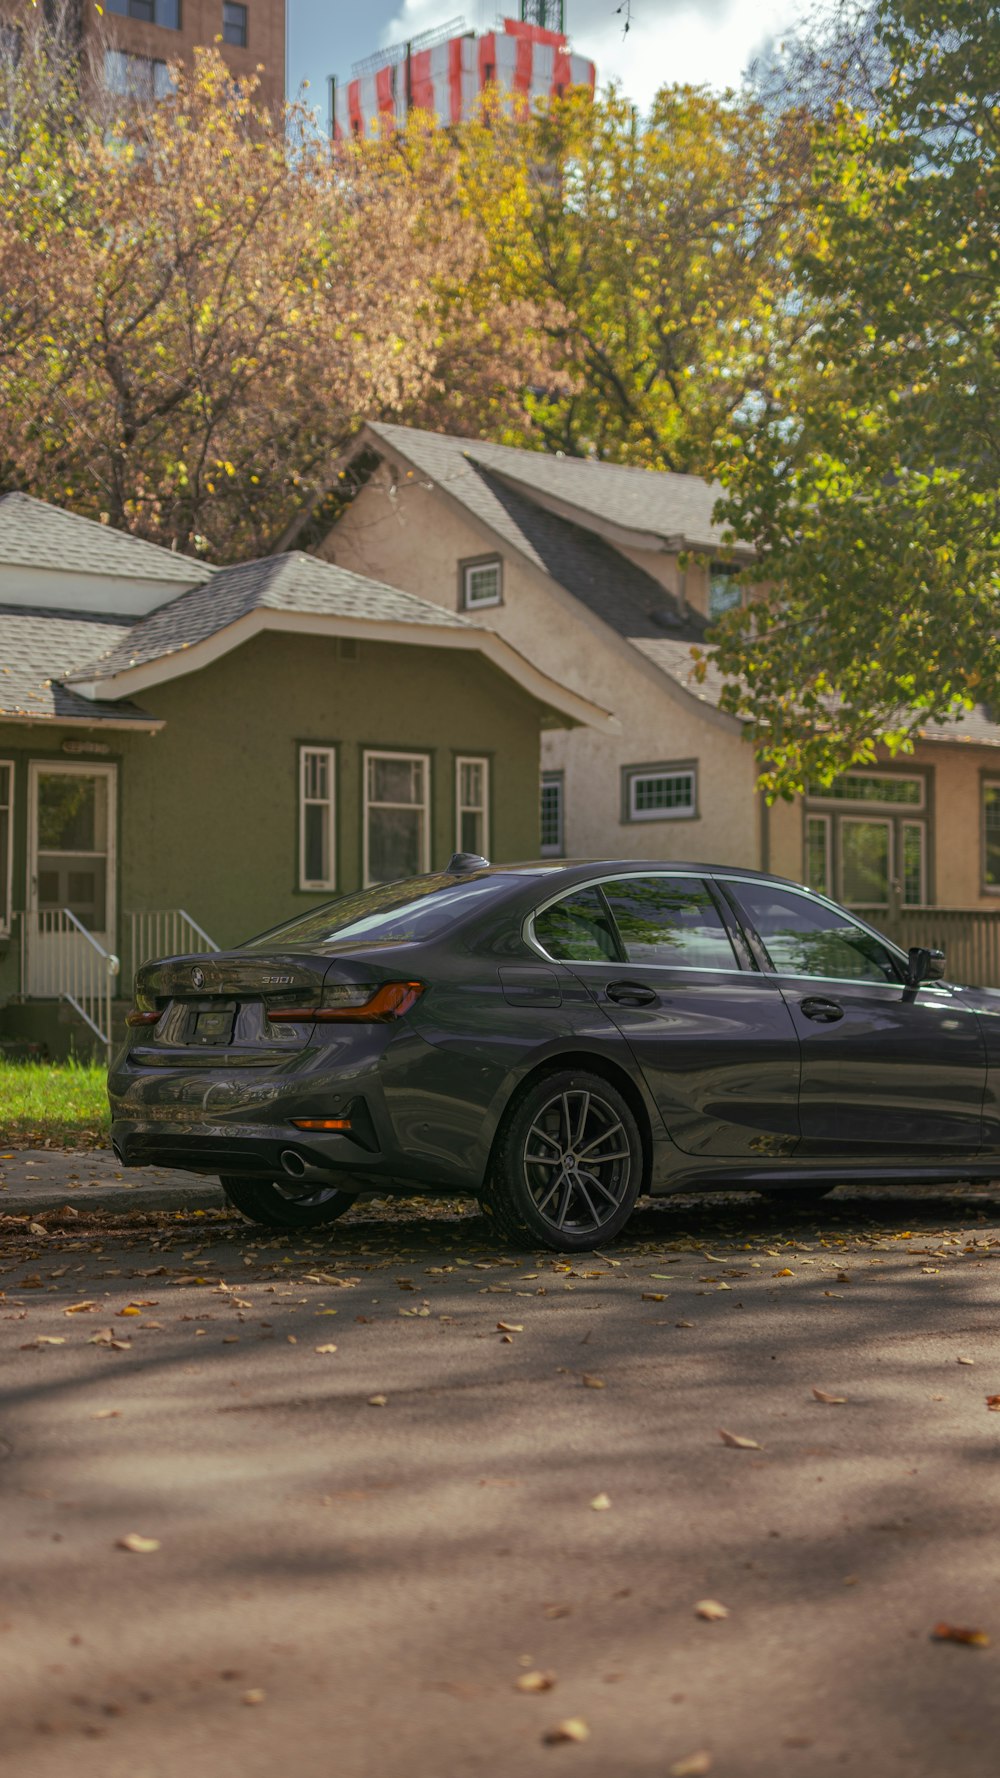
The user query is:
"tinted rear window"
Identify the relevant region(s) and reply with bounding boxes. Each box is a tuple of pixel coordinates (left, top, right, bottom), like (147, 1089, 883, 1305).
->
(242, 873, 516, 949)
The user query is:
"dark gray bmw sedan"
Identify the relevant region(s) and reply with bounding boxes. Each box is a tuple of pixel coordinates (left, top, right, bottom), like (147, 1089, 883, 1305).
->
(109, 857, 1000, 1251)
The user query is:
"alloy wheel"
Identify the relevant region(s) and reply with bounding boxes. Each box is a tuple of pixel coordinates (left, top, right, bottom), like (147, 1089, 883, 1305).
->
(521, 1087, 633, 1237)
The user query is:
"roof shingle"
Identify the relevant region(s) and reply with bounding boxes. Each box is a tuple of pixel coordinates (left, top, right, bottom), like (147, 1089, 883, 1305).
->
(68, 550, 470, 681)
(0, 606, 157, 723)
(0, 492, 212, 585)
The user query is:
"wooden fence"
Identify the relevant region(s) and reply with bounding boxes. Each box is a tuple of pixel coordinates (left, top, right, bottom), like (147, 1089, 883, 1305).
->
(878, 909, 1000, 987)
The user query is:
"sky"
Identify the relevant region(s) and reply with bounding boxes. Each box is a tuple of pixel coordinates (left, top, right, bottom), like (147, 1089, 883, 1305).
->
(287, 0, 804, 125)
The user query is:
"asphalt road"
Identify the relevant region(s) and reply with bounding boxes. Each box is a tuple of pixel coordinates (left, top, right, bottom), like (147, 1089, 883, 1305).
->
(3, 1187, 1000, 1778)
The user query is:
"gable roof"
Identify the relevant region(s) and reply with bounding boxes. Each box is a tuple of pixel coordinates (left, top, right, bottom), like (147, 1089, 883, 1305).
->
(364, 422, 737, 557)
(63, 550, 616, 736)
(0, 492, 212, 585)
(0, 606, 161, 727)
(68, 550, 469, 681)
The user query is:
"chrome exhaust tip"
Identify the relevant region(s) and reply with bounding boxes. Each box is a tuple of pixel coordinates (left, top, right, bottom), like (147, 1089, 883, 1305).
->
(280, 1149, 307, 1179)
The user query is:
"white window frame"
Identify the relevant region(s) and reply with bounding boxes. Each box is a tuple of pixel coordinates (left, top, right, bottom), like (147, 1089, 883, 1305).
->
(461, 558, 502, 610)
(0, 760, 13, 936)
(624, 763, 697, 823)
(299, 746, 337, 892)
(455, 755, 490, 858)
(540, 771, 564, 857)
(363, 750, 431, 887)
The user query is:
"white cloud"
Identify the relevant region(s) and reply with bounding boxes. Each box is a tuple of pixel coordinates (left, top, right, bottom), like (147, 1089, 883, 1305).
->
(379, 0, 803, 105)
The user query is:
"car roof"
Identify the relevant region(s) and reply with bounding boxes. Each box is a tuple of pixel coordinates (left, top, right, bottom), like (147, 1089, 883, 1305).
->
(480, 860, 802, 891)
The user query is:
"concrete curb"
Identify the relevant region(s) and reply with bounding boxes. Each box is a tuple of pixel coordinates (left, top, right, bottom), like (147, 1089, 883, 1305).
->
(0, 1147, 226, 1217)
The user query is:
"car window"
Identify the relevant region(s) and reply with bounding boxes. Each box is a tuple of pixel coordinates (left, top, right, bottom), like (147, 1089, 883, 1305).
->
(533, 887, 621, 963)
(242, 873, 516, 948)
(731, 882, 901, 984)
(601, 875, 739, 970)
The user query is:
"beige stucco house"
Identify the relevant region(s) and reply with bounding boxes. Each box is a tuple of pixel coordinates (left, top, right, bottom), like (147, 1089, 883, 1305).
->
(320, 423, 1000, 980)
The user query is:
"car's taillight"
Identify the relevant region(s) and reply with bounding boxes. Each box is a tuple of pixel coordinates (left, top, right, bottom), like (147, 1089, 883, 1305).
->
(269, 982, 425, 1023)
(126, 1008, 161, 1028)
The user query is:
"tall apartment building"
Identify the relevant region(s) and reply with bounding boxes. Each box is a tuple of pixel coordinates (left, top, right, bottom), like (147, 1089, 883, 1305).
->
(94, 0, 285, 112)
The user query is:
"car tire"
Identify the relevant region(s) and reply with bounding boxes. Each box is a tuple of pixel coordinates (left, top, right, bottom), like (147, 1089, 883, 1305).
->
(220, 1176, 359, 1230)
(482, 1070, 643, 1252)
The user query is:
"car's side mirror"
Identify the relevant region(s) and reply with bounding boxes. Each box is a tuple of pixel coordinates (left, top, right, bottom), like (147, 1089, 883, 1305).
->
(906, 945, 946, 989)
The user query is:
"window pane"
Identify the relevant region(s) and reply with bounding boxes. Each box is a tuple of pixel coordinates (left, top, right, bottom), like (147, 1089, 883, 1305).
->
(534, 888, 620, 962)
(540, 776, 563, 853)
(460, 761, 483, 807)
(902, 823, 925, 907)
(603, 876, 737, 969)
(104, 0, 128, 13)
(369, 807, 422, 883)
(809, 773, 922, 806)
(841, 819, 890, 907)
(465, 563, 500, 606)
(460, 809, 484, 854)
(0, 807, 9, 925)
(984, 785, 1000, 888)
(629, 770, 694, 819)
(245, 874, 516, 949)
(130, 0, 154, 20)
(304, 750, 327, 801)
(805, 817, 830, 895)
(735, 883, 898, 984)
(156, 0, 180, 26)
(708, 571, 741, 620)
(370, 756, 422, 806)
(304, 802, 328, 884)
(223, 2, 247, 46)
(38, 774, 104, 851)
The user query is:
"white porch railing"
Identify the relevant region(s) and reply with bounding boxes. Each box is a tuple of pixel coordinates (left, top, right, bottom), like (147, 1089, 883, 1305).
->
(19, 909, 120, 1053)
(124, 910, 219, 993)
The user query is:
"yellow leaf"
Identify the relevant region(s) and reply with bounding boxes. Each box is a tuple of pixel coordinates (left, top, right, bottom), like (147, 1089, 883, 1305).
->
(117, 1533, 160, 1554)
(64, 1300, 97, 1314)
(314, 1344, 338, 1354)
(589, 1492, 612, 1510)
(243, 1688, 266, 1704)
(812, 1387, 848, 1404)
(582, 1375, 605, 1389)
(368, 1394, 388, 1406)
(718, 1428, 761, 1449)
(516, 1670, 556, 1692)
(497, 1321, 523, 1333)
(669, 1753, 712, 1777)
(695, 1599, 729, 1620)
(642, 1293, 666, 1302)
(543, 1718, 589, 1744)
(932, 1623, 990, 1648)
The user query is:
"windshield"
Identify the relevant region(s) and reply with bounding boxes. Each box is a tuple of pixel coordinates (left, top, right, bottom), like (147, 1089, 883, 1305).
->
(242, 873, 519, 950)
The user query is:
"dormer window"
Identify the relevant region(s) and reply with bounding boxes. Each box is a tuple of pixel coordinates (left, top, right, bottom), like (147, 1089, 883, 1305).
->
(460, 556, 502, 611)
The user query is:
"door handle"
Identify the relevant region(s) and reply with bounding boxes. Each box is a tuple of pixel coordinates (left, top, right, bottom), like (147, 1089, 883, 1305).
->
(606, 980, 658, 1007)
(800, 996, 845, 1023)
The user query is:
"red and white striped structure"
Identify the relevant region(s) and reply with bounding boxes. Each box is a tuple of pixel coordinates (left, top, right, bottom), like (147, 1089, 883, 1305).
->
(331, 16, 596, 142)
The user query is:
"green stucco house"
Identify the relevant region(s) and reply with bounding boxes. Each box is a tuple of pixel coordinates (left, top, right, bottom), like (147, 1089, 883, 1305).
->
(0, 495, 612, 1058)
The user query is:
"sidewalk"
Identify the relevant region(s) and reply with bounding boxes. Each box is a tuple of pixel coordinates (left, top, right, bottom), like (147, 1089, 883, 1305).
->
(0, 1147, 225, 1216)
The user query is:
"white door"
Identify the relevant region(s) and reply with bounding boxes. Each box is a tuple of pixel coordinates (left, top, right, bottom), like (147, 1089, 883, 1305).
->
(27, 762, 117, 996)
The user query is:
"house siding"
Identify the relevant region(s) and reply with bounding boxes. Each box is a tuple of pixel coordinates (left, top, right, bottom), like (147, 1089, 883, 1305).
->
(0, 629, 544, 1016)
(325, 467, 760, 869)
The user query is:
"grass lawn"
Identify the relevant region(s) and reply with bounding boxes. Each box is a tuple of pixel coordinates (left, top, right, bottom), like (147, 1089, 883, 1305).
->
(0, 1060, 110, 1149)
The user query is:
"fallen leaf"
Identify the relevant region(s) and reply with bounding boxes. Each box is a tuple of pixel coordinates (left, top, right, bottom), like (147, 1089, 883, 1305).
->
(314, 1344, 338, 1354)
(543, 1718, 589, 1744)
(932, 1622, 990, 1647)
(695, 1599, 729, 1620)
(718, 1429, 762, 1450)
(92, 1409, 121, 1419)
(117, 1533, 160, 1554)
(64, 1301, 97, 1315)
(21, 1335, 66, 1348)
(497, 1322, 523, 1333)
(582, 1375, 605, 1389)
(589, 1492, 612, 1511)
(368, 1394, 388, 1407)
(986, 1396, 1000, 1412)
(28, 1222, 47, 1238)
(543, 1604, 571, 1619)
(89, 1329, 131, 1350)
(812, 1387, 848, 1404)
(642, 1293, 666, 1302)
(669, 1753, 712, 1777)
(242, 1688, 266, 1705)
(116, 1306, 142, 1317)
(516, 1670, 556, 1692)
(675, 1320, 694, 1328)
(957, 1356, 975, 1365)
(773, 1268, 794, 1277)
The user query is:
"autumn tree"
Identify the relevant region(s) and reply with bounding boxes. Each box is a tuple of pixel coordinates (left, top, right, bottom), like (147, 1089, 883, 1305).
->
(0, 33, 542, 560)
(457, 83, 819, 472)
(709, 0, 1000, 796)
